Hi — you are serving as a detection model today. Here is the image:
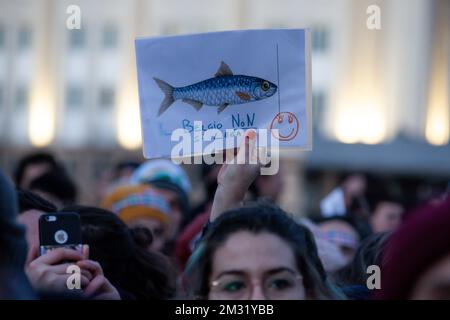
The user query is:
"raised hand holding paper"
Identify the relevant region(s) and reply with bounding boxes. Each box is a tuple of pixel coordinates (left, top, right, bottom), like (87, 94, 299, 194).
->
(135, 29, 312, 159)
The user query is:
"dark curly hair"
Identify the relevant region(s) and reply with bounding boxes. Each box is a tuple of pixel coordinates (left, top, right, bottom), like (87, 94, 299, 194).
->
(62, 205, 176, 300)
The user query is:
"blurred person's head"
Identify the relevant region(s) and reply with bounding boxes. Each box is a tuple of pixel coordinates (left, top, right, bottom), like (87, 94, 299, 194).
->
(0, 171, 34, 299)
(14, 152, 58, 189)
(335, 232, 389, 288)
(96, 160, 141, 202)
(341, 174, 367, 203)
(28, 168, 77, 208)
(185, 202, 343, 300)
(315, 215, 371, 266)
(17, 189, 58, 214)
(326, 173, 368, 216)
(410, 253, 450, 300)
(296, 218, 348, 274)
(129, 226, 154, 252)
(377, 198, 450, 300)
(62, 205, 176, 300)
(114, 161, 141, 180)
(16, 190, 58, 253)
(366, 189, 404, 233)
(0, 172, 29, 270)
(101, 184, 171, 252)
(399, 178, 449, 209)
(129, 159, 191, 238)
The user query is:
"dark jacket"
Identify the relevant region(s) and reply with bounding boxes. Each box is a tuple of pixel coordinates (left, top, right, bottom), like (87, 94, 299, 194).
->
(0, 170, 35, 299)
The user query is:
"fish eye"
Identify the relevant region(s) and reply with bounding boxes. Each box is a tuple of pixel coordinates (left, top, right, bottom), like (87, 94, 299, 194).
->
(261, 81, 270, 91)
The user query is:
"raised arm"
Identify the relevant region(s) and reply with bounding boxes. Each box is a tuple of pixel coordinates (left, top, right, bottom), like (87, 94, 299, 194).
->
(209, 130, 262, 222)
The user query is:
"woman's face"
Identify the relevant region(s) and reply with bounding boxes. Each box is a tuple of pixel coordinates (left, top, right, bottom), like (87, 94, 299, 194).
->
(207, 231, 306, 300)
(370, 201, 404, 233)
(409, 253, 450, 300)
(318, 220, 360, 266)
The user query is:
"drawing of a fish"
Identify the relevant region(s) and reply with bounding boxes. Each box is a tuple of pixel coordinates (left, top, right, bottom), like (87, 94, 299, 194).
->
(153, 61, 277, 116)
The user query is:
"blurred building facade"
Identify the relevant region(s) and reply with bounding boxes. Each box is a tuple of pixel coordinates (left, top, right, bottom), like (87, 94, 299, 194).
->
(0, 0, 449, 209)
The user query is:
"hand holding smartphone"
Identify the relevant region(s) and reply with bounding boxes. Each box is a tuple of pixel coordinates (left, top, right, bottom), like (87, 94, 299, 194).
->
(39, 212, 83, 256)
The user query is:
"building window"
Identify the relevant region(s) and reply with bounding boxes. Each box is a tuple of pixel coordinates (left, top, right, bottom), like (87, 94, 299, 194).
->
(18, 26, 32, 51)
(15, 86, 28, 110)
(102, 24, 118, 49)
(68, 29, 85, 50)
(0, 26, 5, 50)
(312, 26, 329, 53)
(0, 86, 3, 109)
(312, 90, 327, 128)
(66, 85, 84, 109)
(99, 87, 115, 109)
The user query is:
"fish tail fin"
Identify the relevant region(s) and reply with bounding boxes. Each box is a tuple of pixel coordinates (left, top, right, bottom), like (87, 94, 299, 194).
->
(153, 77, 175, 116)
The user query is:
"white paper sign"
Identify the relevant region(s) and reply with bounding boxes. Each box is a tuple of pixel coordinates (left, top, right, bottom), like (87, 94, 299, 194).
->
(135, 29, 312, 159)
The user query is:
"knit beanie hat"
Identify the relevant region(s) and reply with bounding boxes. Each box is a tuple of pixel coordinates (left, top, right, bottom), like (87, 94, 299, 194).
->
(376, 198, 450, 299)
(129, 160, 191, 215)
(101, 184, 171, 225)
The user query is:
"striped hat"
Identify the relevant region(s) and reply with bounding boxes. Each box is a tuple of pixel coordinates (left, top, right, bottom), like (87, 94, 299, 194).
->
(101, 184, 171, 224)
(129, 159, 192, 215)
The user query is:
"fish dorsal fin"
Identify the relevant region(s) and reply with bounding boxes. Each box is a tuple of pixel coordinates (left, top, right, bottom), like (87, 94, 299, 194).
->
(215, 61, 233, 77)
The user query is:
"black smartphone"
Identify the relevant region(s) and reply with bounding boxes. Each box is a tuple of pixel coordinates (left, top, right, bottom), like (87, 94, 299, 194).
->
(39, 212, 83, 256)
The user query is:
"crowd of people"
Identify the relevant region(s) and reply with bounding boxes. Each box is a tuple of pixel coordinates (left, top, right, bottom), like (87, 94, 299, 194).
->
(1, 130, 449, 300)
